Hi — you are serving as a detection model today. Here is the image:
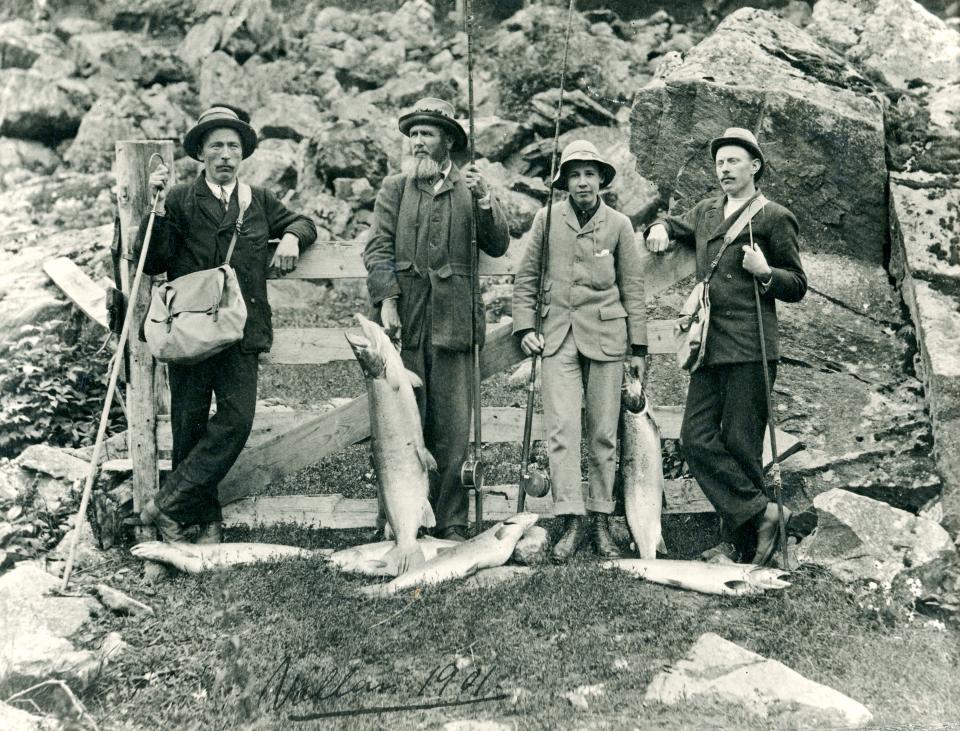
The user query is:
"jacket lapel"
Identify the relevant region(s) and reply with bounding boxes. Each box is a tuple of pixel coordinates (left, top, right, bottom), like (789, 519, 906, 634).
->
(435, 163, 459, 196)
(194, 174, 230, 229)
(704, 191, 761, 243)
(561, 201, 580, 234)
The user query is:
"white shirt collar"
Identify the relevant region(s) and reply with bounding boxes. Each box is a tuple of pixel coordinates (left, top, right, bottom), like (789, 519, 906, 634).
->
(432, 160, 452, 192)
(205, 176, 237, 202)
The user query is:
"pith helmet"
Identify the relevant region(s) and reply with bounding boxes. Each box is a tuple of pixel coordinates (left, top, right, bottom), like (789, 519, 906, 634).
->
(553, 140, 616, 190)
(183, 105, 258, 161)
(398, 97, 468, 152)
(710, 127, 765, 179)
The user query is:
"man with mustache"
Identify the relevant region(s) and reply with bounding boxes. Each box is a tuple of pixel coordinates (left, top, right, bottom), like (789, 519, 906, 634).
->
(644, 128, 806, 565)
(512, 140, 647, 563)
(136, 105, 317, 544)
(364, 97, 510, 542)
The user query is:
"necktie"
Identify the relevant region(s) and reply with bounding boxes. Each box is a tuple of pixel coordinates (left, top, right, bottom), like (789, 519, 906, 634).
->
(219, 187, 228, 211)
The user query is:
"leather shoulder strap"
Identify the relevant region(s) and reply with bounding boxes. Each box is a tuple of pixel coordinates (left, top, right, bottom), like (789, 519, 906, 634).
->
(703, 193, 768, 283)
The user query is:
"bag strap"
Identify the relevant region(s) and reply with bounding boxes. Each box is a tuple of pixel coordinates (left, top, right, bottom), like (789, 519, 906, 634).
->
(223, 182, 252, 265)
(702, 193, 768, 284)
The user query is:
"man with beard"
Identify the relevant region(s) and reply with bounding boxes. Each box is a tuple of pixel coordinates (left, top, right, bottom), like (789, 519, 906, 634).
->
(364, 97, 510, 541)
(644, 127, 806, 565)
(137, 105, 317, 543)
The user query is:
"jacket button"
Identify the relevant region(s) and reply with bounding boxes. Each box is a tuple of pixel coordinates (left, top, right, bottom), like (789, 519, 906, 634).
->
(725, 309, 732, 316)
(250, 297, 256, 303)
(725, 273, 732, 279)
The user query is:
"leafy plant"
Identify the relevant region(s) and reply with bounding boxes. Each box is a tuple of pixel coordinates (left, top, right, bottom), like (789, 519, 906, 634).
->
(0, 317, 124, 458)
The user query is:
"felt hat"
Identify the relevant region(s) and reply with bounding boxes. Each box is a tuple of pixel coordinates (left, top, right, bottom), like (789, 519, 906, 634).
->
(398, 97, 468, 152)
(183, 105, 258, 161)
(710, 127, 764, 179)
(552, 139, 616, 190)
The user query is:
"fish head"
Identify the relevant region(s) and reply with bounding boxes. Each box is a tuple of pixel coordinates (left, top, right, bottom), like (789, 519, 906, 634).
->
(621, 372, 647, 414)
(505, 512, 539, 532)
(345, 330, 385, 379)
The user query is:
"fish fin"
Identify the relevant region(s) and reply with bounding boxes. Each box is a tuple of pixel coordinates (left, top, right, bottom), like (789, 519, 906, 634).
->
(405, 369, 423, 389)
(383, 523, 395, 540)
(421, 499, 436, 530)
(417, 446, 438, 474)
(657, 536, 668, 555)
(723, 580, 751, 594)
(382, 544, 426, 577)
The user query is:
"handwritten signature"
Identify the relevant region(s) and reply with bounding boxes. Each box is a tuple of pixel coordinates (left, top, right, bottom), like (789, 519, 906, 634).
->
(258, 655, 507, 720)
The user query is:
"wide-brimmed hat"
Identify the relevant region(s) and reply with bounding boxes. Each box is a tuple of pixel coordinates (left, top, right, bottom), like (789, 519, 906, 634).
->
(552, 140, 616, 190)
(398, 97, 468, 152)
(183, 106, 258, 161)
(710, 127, 764, 179)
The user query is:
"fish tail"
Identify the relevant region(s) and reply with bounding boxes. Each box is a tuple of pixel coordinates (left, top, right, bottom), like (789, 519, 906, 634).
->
(382, 543, 426, 576)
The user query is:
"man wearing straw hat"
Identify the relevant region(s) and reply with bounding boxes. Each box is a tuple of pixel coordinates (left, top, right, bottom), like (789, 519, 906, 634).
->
(137, 105, 317, 544)
(513, 140, 648, 563)
(364, 97, 510, 542)
(644, 127, 806, 565)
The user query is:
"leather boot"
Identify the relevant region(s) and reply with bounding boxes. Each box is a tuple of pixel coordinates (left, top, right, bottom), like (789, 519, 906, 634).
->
(591, 512, 622, 559)
(140, 499, 189, 543)
(551, 515, 586, 564)
(195, 521, 223, 545)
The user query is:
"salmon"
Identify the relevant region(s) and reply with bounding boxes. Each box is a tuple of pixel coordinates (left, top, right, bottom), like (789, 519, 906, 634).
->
(326, 536, 457, 576)
(131, 541, 321, 573)
(620, 374, 667, 558)
(345, 314, 436, 575)
(602, 558, 791, 596)
(361, 513, 539, 598)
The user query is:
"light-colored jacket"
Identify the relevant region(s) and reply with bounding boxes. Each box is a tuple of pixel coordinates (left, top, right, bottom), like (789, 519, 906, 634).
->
(512, 199, 646, 361)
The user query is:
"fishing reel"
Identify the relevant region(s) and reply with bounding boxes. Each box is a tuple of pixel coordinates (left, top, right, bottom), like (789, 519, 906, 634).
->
(520, 465, 551, 498)
(460, 458, 485, 490)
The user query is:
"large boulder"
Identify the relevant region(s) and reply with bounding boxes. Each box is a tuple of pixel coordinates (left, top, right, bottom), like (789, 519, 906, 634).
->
(0, 19, 70, 73)
(798, 488, 956, 583)
(473, 116, 530, 163)
(69, 30, 189, 85)
(630, 8, 887, 263)
(809, 0, 960, 90)
(189, 0, 285, 64)
(242, 138, 299, 196)
(62, 87, 191, 173)
(646, 633, 873, 728)
(250, 93, 323, 142)
(0, 700, 60, 731)
(198, 51, 264, 111)
(299, 120, 391, 194)
(0, 69, 93, 143)
(0, 137, 60, 185)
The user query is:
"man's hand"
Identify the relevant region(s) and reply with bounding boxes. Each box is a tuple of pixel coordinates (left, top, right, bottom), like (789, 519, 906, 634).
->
(520, 331, 545, 356)
(644, 223, 673, 253)
(741, 243, 772, 280)
(270, 233, 300, 275)
(627, 354, 648, 385)
(381, 298, 402, 343)
(462, 164, 489, 200)
(148, 163, 169, 211)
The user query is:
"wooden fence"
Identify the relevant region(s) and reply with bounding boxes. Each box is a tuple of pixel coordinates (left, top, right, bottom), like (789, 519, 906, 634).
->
(49, 141, 800, 532)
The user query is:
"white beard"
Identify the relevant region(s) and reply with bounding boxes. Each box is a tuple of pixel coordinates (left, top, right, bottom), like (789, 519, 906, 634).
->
(402, 156, 443, 185)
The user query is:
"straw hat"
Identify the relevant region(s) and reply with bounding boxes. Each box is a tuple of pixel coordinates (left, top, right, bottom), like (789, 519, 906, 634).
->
(398, 97, 468, 152)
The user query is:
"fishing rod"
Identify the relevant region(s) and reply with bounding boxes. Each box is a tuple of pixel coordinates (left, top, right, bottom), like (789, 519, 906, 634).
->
(749, 219, 789, 570)
(62, 153, 166, 591)
(517, 0, 577, 513)
(460, 0, 484, 536)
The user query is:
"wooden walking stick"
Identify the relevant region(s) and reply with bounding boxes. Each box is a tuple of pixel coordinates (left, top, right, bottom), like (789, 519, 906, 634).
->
(61, 154, 165, 591)
(749, 219, 790, 569)
(460, 0, 485, 536)
(517, 0, 578, 512)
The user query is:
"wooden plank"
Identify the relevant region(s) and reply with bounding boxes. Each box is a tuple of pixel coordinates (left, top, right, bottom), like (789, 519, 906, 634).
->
(267, 320, 680, 365)
(218, 395, 371, 505)
(102, 458, 172, 473)
(220, 477, 714, 529)
(42, 257, 108, 329)
(268, 233, 696, 292)
(116, 140, 174, 525)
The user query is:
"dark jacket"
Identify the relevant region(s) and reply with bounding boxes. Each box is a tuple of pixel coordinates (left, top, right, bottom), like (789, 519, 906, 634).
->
(363, 165, 510, 351)
(658, 192, 806, 364)
(138, 173, 317, 353)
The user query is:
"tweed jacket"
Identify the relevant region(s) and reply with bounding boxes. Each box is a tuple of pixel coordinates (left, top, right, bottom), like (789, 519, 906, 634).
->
(512, 199, 647, 361)
(657, 192, 806, 365)
(364, 165, 510, 351)
(139, 173, 317, 353)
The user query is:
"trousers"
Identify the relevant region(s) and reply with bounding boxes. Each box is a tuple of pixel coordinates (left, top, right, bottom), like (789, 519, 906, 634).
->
(157, 344, 258, 525)
(680, 361, 777, 537)
(541, 330, 623, 516)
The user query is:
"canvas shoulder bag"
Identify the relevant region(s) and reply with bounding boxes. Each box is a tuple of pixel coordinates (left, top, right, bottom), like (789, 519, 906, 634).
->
(144, 183, 252, 365)
(675, 194, 768, 372)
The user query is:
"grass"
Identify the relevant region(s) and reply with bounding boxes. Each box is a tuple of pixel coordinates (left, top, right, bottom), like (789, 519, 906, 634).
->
(63, 534, 960, 730)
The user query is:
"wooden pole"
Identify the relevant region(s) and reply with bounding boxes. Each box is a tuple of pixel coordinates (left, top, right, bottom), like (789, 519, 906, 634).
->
(114, 140, 174, 542)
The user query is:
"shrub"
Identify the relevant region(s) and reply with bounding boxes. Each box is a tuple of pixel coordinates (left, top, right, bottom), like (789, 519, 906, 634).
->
(0, 317, 124, 458)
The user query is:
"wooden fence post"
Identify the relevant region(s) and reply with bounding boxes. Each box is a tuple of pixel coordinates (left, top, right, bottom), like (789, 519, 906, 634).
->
(114, 140, 174, 540)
